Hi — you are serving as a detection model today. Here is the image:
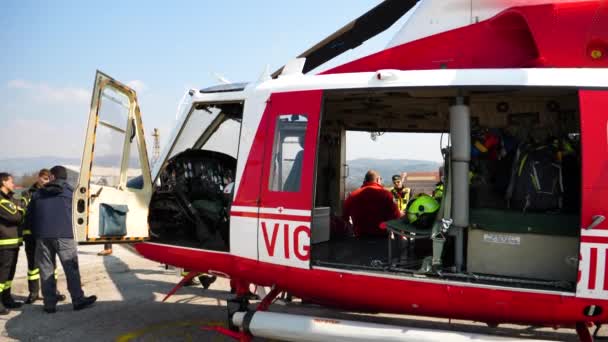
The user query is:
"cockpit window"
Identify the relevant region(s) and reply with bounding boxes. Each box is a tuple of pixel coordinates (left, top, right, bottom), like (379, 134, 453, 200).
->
(168, 107, 221, 159)
(269, 114, 308, 192)
(201, 118, 241, 158)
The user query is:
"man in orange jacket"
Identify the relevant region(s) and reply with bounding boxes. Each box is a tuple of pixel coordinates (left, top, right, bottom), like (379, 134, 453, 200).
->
(343, 170, 401, 237)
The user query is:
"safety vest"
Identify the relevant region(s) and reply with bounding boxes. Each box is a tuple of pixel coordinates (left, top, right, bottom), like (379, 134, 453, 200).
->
(433, 183, 444, 200)
(19, 195, 31, 235)
(390, 187, 411, 212)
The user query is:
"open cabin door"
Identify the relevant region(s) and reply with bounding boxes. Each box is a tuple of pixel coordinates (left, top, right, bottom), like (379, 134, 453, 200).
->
(73, 71, 152, 243)
(577, 90, 608, 299)
(257, 90, 322, 269)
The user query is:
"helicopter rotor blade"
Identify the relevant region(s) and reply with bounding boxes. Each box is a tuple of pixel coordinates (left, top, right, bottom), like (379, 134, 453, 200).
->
(272, 0, 419, 78)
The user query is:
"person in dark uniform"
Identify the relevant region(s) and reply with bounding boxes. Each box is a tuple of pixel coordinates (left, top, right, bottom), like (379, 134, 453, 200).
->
(26, 166, 96, 313)
(0, 172, 24, 314)
(21, 168, 66, 304)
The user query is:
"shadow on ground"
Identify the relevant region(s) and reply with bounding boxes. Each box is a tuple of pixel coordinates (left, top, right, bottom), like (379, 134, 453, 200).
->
(4, 249, 585, 341)
(4, 253, 235, 341)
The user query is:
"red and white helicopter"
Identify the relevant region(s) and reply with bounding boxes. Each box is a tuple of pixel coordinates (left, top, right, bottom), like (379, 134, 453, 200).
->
(73, 0, 608, 340)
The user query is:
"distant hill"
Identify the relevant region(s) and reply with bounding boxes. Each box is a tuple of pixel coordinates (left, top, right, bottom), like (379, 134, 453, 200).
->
(2, 156, 440, 189)
(0, 155, 142, 176)
(346, 158, 441, 188)
(0, 156, 81, 175)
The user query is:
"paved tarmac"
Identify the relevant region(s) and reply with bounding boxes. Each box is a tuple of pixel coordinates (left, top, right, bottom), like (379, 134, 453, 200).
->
(0, 244, 595, 341)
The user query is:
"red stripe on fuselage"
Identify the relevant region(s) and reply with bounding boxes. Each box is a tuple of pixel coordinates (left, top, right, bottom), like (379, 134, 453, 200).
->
(230, 211, 311, 222)
(589, 248, 598, 290)
(134, 242, 608, 326)
(581, 236, 608, 244)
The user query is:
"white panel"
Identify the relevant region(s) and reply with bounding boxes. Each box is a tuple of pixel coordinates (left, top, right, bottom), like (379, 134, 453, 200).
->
(387, 0, 470, 49)
(233, 206, 311, 216)
(581, 229, 608, 237)
(258, 218, 311, 269)
(86, 185, 150, 239)
(597, 247, 606, 291)
(577, 243, 608, 300)
(577, 244, 591, 298)
(258, 207, 311, 216)
(260, 69, 608, 95)
(230, 216, 259, 260)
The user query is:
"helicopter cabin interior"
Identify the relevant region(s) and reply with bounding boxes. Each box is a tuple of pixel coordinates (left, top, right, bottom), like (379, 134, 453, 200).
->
(147, 101, 243, 252)
(145, 85, 582, 292)
(311, 86, 581, 292)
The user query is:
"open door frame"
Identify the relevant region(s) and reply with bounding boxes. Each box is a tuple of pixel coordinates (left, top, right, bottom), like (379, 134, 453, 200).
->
(72, 71, 152, 243)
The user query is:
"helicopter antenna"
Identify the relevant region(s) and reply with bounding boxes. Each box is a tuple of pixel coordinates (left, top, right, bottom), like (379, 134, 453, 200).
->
(213, 72, 232, 84)
(151, 128, 161, 165)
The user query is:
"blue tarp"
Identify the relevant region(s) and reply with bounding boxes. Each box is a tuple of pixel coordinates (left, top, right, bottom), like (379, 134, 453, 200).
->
(99, 203, 128, 236)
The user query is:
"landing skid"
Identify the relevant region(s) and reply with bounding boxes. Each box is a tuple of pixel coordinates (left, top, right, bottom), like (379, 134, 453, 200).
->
(206, 283, 283, 341)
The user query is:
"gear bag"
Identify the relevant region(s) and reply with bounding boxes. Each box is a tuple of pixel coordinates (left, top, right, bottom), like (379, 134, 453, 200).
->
(507, 145, 563, 212)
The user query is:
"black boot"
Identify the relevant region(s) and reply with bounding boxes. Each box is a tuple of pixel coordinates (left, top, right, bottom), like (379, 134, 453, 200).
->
(25, 279, 40, 304)
(73, 295, 97, 311)
(56, 291, 66, 302)
(25, 292, 39, 304)
(2, 289, 23, 309)
(0, 299, 8, 315)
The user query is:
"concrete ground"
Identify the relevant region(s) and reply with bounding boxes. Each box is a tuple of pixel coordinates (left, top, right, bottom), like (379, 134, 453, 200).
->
(0, 244, 594, 341)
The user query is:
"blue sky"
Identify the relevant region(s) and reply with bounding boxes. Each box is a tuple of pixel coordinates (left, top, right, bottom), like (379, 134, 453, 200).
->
(0, 1, 442, 162)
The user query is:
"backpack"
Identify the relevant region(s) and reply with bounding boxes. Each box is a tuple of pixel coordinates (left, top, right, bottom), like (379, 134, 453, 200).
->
(507, 144, 563, 212)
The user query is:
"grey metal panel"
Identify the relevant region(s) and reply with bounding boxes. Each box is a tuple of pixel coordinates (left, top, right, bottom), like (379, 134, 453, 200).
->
(199, 83, 249, 94)
(467, 227, 578, 282)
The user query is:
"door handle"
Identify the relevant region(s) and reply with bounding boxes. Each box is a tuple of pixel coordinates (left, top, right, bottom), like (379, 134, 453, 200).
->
(585, 215, 606, 230)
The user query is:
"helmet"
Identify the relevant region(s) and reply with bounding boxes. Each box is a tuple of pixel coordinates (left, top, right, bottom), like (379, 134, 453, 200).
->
(433, 183, 444, 200)
(407, 194, 440, 228)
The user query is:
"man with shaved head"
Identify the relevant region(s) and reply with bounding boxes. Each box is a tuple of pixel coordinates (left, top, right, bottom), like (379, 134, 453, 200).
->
(343, 170, 401, 237)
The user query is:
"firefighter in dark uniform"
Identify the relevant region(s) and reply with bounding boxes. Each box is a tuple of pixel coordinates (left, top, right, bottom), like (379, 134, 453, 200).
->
(21, 169, 66, 304)
(0, 172, 24, 314)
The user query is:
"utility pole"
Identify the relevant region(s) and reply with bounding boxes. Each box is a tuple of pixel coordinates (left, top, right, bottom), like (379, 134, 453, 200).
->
(152, 128, 160, 165)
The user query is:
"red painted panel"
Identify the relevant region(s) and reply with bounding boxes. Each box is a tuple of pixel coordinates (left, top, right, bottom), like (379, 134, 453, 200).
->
(135, 242, 608, 325)
(233, 98, 271, 207)
(322, 2, 608, 75)
(590, 247, 598, 290)
(258, 90, 323, 211)
(580, 90, 608, 231)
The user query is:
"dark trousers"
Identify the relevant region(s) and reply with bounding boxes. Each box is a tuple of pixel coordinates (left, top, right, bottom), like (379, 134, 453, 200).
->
(24, 235, 40, 293)
(0, 248, 18, 295)
(35, 239, 84, 308)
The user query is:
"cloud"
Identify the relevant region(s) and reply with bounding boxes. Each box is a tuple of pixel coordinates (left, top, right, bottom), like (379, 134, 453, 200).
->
(0, 118, 86, 159)
(127, 80, 147, 93)
(6, 79, 89, 104)
(7, 79, 33, 89)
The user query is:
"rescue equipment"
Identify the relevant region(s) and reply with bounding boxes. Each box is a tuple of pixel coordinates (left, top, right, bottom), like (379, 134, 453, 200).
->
(406, 194, 440, 228)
